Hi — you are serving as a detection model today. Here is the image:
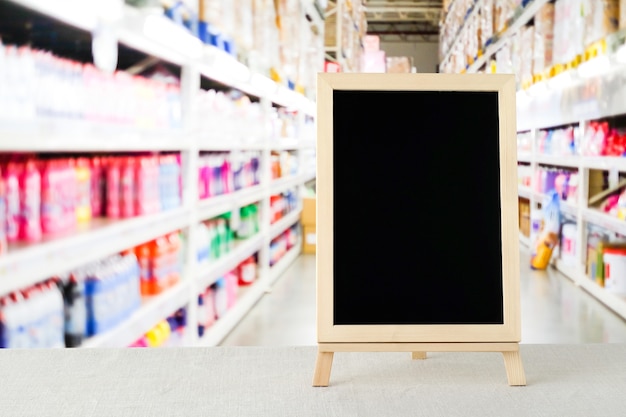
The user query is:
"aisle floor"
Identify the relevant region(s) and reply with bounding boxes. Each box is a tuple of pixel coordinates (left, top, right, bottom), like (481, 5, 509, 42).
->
(220, 247, 626, 345)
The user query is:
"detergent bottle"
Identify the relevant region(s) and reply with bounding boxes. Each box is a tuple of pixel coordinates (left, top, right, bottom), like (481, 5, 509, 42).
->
(0, 167, 7, 254)
(19, 159, 41, 242)
(75, 157, 92, 224)
(106, 157, 121, 219)
(5, 161, 20, 242)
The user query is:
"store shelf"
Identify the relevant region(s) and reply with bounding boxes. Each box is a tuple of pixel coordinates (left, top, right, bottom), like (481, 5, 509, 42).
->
(468, 0, 551, 72)
(117, 5, 201, 66)
(270, 138, 316, 151)
(441, 0, 481, 66)
(535, 155, 580, 168)
(517, 54, 626, 131)
(518, 153, 533, 163)
(0, 207, 190, 297)
(582, 157, 626, 172)
(518, 186, 532, 200)
(197, 140, 266, 152)
(81, 280, 191, 348)
(270, 175, 304, 195)
(0, 120, 191, 152)
(559, 200, 578, 217)
(196, 234, 264, 290)
(582, 208, 626, 235)
(553, 259, 626, 320)
(270, 209, 302, 240)
(5, 0, 100, 32)
(197, 185, 265, 222)
(519, 233, 530, 247)
(197, 242, 301, 347)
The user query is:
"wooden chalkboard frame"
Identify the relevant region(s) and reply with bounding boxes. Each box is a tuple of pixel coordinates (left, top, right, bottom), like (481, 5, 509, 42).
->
(313, 73, 525, 386)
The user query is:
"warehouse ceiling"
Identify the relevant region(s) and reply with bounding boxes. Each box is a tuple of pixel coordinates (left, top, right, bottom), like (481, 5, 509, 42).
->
(364, 0, 442, 41)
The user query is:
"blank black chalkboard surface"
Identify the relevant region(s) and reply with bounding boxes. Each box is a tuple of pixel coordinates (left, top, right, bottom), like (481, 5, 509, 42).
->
(312, 73, 526, 387)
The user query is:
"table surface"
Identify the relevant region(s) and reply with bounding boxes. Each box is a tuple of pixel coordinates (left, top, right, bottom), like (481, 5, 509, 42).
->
(0, 344, 625, 417)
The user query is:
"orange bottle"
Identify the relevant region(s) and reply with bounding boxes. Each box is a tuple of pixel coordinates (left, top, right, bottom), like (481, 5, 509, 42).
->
(166, 232, 181, 288)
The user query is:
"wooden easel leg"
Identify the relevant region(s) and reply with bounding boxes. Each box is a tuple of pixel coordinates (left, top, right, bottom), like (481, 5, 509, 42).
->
(312, 351, 334, 387)
(502, 350, 526, 386)
(411, 352, 427, 360)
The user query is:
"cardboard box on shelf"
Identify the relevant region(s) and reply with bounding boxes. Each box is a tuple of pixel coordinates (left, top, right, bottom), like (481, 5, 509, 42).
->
(386, 56, 412, 73)
(364, 35, 380, 52)
(302, 225, 317, 254)
(361, 50, 386, 73)
(301, 197, 316, 226)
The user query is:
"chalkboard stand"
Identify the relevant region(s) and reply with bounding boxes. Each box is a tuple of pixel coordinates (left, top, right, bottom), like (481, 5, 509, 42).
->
(314, 73, 526, 388)
(313, 343, 525, 387)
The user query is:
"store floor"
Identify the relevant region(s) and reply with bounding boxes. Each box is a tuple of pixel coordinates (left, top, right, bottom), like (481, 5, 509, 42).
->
(220, 246, 626, 346)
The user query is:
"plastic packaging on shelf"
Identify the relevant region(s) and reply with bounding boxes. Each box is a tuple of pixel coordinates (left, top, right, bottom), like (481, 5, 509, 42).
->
(560, 222, 578, 266)
(83, 253, 142, 336)
(198, 151, 261, 200)
(582, 0, 619, 47)
(533, 2, 555, 78)
(0, 153, 182, 247)
(581, 121, 626, 157)
(135, 232, 183, 297)
(553, 0, 586, 66)
(269, 223, 300, 267)
(0, 42, 182, 129)
(534, 166, 578, 203)
(271, 151, 299, 180)
(130, 308, 187, 348)
(196, 212, 243, 264)
(238, 255, 257, 286)
(270, 189, 298, 225)
(531, 191, 561, 270)
(197, 266, 241, 338)
(537, 126, 579, 156)
(0, 279, 65, 349)
(518, 164, 532, 187)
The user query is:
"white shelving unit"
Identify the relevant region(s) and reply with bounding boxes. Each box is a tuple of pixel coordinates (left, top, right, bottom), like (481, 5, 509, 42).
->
(442, 0, 626, 320)
(0, 0, 317, 348)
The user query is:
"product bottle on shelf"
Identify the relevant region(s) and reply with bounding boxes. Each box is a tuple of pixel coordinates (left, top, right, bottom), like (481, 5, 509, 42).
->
(90, 157, 105, 217)
(63, 274, 86, 348)
(4, 161, 20, 242)
(120, 156, 135, 219)
(40, 160, 58, 235)
(19, 159, 41, 242)
(61, 158, 77, 232)
(106, 157, 121, 219)
(75, 157, 92, 224)
(0, 168, 7, 254)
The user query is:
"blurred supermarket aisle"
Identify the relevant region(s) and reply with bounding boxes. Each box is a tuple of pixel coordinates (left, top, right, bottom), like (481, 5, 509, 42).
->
(220, 247, 626, 346)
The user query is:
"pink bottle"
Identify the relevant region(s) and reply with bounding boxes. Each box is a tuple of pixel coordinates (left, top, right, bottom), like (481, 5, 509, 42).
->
(106, 157, 120, 219)
(120, 156, 135, 218)
(18, 159, 41, 242)
(0, 167, 7, 254)
(225, 271, 238, 310)
(221, 154, 233, 195)
(134, 156, 151, 216)
(40, 160, 58, 235)
(90, 157, 104, 217)
(4, 162, 20, 242)
(64, 159, 77, 232)
(149, 156, 160, 214)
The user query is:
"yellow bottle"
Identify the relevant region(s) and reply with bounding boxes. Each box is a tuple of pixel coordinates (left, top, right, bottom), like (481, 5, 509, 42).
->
(75, 158, 92, 224)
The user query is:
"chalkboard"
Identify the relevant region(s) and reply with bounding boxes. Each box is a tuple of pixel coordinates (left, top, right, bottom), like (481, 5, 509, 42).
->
(316, 73, 521, 344)
(333, 90, 503, 325)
